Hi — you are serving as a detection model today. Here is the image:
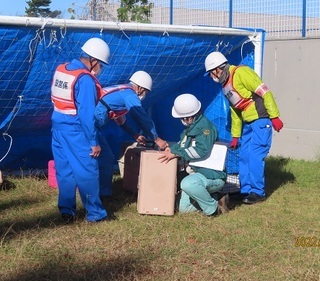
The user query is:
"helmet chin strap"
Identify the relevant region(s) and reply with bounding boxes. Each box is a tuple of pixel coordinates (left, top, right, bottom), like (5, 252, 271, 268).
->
(180, 113, 199, 127)
(137, 86, 146, 100)
(218, 63, 230, 84)
(138, 94, 146, 101)
(181, 119, 190, 127)
(89, 57, 98, 72)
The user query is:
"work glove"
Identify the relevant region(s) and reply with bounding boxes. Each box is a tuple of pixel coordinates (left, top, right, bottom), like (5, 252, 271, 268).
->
(271, 117, 283, 132)
(230, 137, 239, 149)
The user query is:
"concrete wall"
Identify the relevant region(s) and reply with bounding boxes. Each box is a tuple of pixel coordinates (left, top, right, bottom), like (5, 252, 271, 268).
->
(263, 38, 320, 161)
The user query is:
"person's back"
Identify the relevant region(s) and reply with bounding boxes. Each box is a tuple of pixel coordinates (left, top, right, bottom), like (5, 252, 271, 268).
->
(51, 59, 98, 128)
(95, 83, 139, 128)
(51, 37, 115, 223)
(102, 84, 139, 110)
(94, 71, 168, 200)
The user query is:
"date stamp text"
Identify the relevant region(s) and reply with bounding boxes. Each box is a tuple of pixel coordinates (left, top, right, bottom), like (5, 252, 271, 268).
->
(295, 236, 320, 247)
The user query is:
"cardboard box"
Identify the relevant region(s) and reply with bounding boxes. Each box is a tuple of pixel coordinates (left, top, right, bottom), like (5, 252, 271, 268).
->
(137, 150, 177, 216)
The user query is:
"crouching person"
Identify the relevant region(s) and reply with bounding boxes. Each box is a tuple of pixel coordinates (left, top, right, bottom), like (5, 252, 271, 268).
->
(159, 93, 226, 216)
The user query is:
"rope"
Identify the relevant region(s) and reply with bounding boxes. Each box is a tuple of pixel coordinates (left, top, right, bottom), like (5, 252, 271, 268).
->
(0, 96, 23, 163)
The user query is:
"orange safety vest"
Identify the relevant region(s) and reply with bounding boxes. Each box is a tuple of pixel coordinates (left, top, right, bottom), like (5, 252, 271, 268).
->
(51, 63, 103, 115)
(222, 66, 254, 111)
(100, 84, 134, 120)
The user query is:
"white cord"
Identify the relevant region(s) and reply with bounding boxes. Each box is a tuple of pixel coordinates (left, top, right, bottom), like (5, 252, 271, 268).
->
(0, 96, 23, 163)
(0, 133, 13, 163)
(240, 39, 251, 61)
(3, 96, 23, 134)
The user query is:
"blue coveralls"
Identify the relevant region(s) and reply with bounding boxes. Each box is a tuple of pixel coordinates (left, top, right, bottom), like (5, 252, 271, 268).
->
(95, 84, 159, 196)
(224, 65, 280, 197)
(239, 119, 272, 196)
(51, 59, 107, 222)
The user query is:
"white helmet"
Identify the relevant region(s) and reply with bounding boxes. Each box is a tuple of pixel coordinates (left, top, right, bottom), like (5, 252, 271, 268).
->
(129, 71, 153, 91)
(172, 94, 201, 118)
(81, 38, 110, 64)
(204, 52, 228, 73)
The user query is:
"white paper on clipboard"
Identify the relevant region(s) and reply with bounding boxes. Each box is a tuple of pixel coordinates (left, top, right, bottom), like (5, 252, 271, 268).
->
(189, 143, 228, 171)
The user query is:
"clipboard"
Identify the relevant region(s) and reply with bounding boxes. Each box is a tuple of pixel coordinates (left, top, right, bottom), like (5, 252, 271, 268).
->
(189, 142, 228, 171)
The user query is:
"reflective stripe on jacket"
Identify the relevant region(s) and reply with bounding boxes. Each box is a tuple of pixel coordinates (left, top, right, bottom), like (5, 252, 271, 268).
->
(223, 65, 280, 137)
(170, 114, 226, 180)
(223, 66, 254, 111)
(100, 84, 133, 119)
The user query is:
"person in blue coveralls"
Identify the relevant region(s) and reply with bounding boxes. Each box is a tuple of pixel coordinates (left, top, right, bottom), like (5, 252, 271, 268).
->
(204, 51, 284, 204)
(51, 37, 116, 223)
(95, 70, 168, 201)
(159, 94, 226, 216)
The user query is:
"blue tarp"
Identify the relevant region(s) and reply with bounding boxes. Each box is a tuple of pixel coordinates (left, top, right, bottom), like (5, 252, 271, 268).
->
(0, 18, 264, 170)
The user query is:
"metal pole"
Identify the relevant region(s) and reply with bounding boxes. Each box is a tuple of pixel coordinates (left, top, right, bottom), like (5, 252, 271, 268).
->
(302, 0, 306, 37)
(0, 16, 262, 37)
(170, 0, 173, 25)
(229, 0, 233, 28)
(91, 0, 97, 21)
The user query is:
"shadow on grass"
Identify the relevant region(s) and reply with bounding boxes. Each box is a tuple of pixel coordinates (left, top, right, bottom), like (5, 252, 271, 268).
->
(0, 186, 136, 245)
(0, 197, 41, 213)
(265, 156, 295, 195)
(102, 175, 138, 214)
(0, 178, 16, 191)
(2, 252, 153, 281)
(0, 209, 84, 244)
(0, 174, 137, 244)
(228, 156, 295, 210)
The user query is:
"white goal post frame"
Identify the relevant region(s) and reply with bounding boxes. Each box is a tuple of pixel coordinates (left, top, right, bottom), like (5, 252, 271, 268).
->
(0, 16, 265, 76)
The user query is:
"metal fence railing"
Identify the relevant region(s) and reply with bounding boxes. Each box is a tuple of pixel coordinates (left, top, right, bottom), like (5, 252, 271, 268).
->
(77, 0, 320, 39)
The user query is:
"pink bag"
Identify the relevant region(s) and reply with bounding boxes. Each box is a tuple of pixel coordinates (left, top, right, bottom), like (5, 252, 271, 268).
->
(48, 160, 58, 188)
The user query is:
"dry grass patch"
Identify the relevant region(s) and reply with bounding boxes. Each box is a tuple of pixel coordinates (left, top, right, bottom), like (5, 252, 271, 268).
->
(0, 156, 320, 281)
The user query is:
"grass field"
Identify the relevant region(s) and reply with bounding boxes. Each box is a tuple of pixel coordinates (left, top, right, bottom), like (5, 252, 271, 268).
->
(0, 156, 320, 281)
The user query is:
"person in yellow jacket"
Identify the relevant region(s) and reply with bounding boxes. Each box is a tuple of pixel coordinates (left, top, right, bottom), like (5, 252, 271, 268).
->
(204, 52, 284, 204)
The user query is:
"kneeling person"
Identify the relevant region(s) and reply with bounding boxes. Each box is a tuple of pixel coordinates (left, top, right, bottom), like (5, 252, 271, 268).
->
(159, 93, 226, 216)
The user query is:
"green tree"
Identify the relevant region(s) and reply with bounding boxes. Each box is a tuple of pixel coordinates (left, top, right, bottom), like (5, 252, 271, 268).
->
(25, 0, 61, 18)
(67, 2, 76, 20)
(117, 0, 153, 23)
